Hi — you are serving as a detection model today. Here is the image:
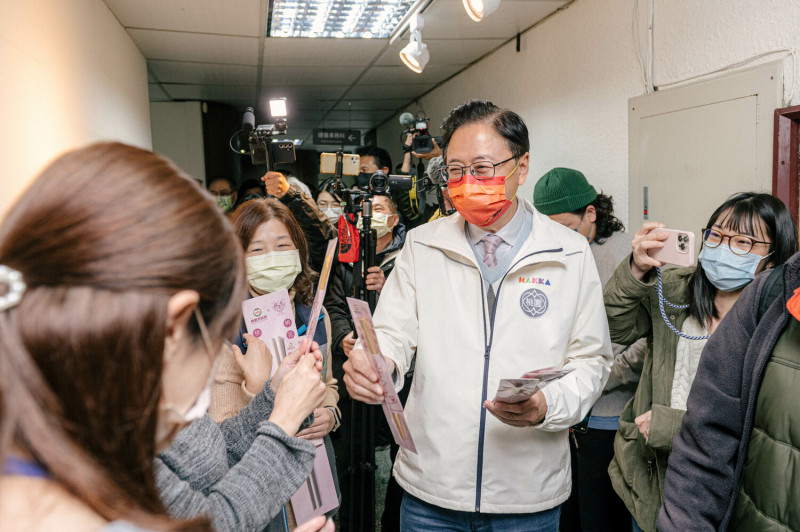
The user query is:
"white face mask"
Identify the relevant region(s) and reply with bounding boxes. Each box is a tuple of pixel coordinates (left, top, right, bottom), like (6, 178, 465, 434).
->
(246, 249, 302, 294)
(155, 308, 218, 452)
(322, 207, 342, 225)
(357, 212, 396, 239)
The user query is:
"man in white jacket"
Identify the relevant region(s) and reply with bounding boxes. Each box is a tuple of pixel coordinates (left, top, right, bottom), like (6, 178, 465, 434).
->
(343, 100, 612, 531)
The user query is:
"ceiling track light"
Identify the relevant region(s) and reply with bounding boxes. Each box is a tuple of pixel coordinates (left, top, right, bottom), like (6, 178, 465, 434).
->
(399, 14, 429, 73)
(463, 0, 500, 22)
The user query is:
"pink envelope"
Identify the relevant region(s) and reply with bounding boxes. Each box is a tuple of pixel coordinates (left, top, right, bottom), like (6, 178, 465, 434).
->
(290, 438, 338, 524)
(241, 289, 300, 376)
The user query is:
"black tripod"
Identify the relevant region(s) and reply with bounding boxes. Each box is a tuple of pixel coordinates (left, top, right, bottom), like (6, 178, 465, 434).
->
(333, 150, 378, 532)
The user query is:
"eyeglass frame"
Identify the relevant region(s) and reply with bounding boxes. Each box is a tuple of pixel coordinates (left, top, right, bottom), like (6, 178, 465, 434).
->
(440, 155, 517, 183)
(701, 227, 771, 256)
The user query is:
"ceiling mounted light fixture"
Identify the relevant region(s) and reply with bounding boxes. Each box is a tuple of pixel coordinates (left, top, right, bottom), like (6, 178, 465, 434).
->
(269, 0, 417, 39)
(462, 0, 500, 22)
(399, 14, 429, 73)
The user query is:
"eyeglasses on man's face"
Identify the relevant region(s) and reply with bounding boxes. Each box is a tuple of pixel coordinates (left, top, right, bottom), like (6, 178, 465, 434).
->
(440, 156, 516, 183)
(701, 228, 771, 256)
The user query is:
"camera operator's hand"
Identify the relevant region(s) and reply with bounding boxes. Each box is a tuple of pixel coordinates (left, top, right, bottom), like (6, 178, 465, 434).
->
(365, 266, 386, 293)
(343, 348, 390, 404)
(483, 390, 548, 427)
(341, 331, 356, 357)
(412, 138, 442, 160)
(262, 171, 290, 199)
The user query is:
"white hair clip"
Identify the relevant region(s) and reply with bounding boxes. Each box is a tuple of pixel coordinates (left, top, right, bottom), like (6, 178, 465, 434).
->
(0, 265, 26, 311)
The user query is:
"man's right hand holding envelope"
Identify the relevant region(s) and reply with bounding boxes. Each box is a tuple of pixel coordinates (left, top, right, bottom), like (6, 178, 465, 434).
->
(342, 347, 392, 404)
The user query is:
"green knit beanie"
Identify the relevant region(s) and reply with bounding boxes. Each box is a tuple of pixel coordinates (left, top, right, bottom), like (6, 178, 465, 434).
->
(533, 167, 597, 215)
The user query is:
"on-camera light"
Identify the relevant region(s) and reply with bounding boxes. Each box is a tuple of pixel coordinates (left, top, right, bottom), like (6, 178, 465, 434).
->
(270, 98, 288, 118)
(462, 0, 500, 22)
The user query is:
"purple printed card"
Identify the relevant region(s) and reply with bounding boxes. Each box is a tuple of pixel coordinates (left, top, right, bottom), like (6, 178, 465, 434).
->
(290, 438, 338, 524)
(241, 289, 299, 377)
(303, 238, 338, 355)
(347, 298, 417, 454)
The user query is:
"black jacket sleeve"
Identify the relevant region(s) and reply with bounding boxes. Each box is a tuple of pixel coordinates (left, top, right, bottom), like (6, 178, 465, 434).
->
(657, 275, 764, 531)
(279, 184, 334, 273)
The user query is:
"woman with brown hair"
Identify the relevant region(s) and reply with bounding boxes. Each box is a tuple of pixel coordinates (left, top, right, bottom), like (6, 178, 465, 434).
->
(0, 143, 331, 532)
(208, 197, 340, 530)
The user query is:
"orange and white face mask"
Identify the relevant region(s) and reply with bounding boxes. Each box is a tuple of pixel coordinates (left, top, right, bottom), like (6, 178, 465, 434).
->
(447, 161, 519, 227)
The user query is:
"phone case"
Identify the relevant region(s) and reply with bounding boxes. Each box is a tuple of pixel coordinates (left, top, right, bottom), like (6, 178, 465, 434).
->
(320, 153, 360, 176)
(647, 229, 696, 268)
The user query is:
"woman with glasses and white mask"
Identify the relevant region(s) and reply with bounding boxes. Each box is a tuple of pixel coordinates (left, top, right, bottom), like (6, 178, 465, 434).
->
(604, 192, 797, 532)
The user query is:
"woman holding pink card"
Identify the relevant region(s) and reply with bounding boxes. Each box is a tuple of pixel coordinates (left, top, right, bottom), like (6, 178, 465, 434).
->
(209, 198, 341, 530)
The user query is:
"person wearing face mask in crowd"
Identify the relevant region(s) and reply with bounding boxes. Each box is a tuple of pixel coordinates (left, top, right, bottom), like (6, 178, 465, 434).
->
(603, 192, 796, 532)
(0, 143, 332, 532)
(259, 170, 334, 274)
(209, 176, 238, 214)
(533, 168, 646, 532)
(315, 179, 344, 227)
(208, 198, 340, 531)
(343, 100, 612, 532)
(323, 192, 407, 532)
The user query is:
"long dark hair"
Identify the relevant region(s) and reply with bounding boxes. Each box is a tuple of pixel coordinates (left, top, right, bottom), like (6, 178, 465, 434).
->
(571, 193, 625, 243)
(688, 192, 797, 324)
(231, 198, 318, 306)
(0, 143, 247, 530)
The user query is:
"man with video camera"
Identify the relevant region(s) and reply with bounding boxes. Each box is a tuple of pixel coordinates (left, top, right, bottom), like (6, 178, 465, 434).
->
(343, 100, 612, 531)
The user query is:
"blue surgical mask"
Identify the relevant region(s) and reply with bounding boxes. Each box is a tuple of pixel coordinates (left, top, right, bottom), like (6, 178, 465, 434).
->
(698, 244, 771, 292)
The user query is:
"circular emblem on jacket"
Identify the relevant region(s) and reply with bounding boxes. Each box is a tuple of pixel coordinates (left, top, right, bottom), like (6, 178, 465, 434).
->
(520, 288, 548, 318)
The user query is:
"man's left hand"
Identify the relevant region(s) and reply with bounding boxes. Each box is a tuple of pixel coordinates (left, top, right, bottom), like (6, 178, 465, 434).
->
(262, 171, 290, 199)
(483, 390, 548, 427)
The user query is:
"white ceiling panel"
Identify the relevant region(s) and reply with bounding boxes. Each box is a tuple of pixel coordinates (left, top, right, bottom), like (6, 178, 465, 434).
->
(104, 0, 263, 36)
(149, 61, 258, 85)
(345, 84, 435, 100)
(359, 64, 463, 85)
(262, 85, 350, 100)
(262, 66, 366, 86)
(419, 0, 568, 39)
(324, 110, 394, 122)
(165, 84, 257, 100)
(333, 99, 412, 111)
(128, 29, 260, 64)
(376, 37, 506, 67)
(263, 38, 387, 66)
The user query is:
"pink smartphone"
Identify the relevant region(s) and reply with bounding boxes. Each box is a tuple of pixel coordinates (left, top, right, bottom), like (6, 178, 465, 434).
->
(647, 228, 696, 267)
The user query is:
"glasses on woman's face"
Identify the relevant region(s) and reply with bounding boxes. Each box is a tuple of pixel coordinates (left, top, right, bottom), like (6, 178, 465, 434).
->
(440, 156, 516, 184)
(317, 201, 342, 212)
(701, 228, 771, 256)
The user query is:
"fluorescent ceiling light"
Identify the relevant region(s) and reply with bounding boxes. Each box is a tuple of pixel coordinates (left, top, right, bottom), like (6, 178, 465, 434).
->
(462, 0, 500, 22)
(270, 0, 417, 39)
(269, 98, 288, 118)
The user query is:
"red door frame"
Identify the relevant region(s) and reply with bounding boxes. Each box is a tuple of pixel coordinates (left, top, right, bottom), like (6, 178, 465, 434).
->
(773, 105, 800, 226)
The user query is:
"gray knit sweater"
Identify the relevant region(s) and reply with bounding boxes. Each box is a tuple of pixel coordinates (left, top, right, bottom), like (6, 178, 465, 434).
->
(155, 382, 315, 531)
(590, 231, 646, 418)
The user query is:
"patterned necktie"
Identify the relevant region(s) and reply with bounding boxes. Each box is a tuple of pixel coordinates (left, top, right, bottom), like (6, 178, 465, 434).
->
(481, 234, 503, 268)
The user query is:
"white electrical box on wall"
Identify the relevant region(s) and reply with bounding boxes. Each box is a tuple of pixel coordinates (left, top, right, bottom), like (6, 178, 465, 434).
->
(628, 60, 783, 244)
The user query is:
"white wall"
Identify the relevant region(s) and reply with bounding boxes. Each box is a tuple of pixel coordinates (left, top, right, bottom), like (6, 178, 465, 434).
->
(378, 0, 800, 227)
(150, 102, 207, 185)
(0, 0, 151, 217)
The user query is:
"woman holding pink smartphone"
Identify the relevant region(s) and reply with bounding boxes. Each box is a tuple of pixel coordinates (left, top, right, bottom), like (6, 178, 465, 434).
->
(602, 192, 796, 532)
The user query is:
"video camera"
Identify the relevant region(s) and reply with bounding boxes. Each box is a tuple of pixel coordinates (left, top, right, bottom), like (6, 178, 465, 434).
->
(229, 100, 296, 170)
(400, 114, 442, 155)
(367, 171, 413, 195)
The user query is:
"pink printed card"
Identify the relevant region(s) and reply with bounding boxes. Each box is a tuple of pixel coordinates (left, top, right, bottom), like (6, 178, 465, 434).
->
(494, 366, 574, 404)
(290, 438, 338, 524)
(347, 298, 417, 454)
(241, 289, 299, 377)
